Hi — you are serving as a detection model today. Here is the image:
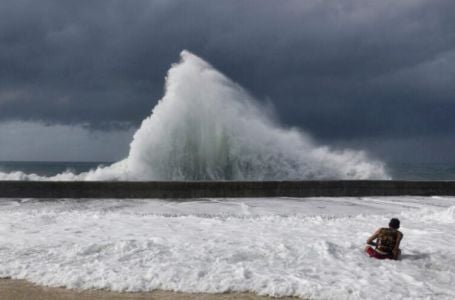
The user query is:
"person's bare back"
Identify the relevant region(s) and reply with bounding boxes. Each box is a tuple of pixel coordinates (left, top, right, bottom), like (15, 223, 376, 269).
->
(365, 218, 403, 260)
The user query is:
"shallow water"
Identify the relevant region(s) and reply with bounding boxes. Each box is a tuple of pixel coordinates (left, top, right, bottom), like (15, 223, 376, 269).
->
(0, 196, 454, 299)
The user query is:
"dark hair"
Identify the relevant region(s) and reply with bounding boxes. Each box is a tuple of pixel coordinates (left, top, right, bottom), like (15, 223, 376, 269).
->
(389, 218, 400, 229)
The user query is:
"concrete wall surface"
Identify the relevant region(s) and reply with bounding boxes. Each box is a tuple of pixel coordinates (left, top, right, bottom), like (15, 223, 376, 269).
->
(1, 181, 455, 199)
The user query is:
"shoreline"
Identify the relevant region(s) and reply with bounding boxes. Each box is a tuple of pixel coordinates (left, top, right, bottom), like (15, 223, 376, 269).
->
(0, 279, 300, 300)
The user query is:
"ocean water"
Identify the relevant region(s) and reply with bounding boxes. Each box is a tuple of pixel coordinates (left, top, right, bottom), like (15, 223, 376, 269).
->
(387, 162, 455, 180)
(1, 161, 455, 180)
(0, 51, 453, 299)
(0, 161, 110, 178)
(0, 196, 454, 299)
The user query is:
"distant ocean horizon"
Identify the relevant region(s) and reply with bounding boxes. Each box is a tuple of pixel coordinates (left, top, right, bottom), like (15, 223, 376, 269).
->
(0, 161, 111, 178)
(1, 160, 455, 180)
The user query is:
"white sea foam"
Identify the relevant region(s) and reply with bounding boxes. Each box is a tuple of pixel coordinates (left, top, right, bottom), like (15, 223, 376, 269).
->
(0, 197, 454, 299)
(0, 51, 388, 181)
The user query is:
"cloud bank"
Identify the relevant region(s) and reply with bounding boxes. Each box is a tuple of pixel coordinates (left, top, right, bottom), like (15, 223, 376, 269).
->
(0, 0, 454, 162)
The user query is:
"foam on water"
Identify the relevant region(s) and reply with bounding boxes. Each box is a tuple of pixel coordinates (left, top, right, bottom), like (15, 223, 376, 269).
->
(0, 51, 388, 180)
(0, 197, 454, 299)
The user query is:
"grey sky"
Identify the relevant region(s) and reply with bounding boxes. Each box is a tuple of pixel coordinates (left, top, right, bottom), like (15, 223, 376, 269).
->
(0, 0, 454, 162)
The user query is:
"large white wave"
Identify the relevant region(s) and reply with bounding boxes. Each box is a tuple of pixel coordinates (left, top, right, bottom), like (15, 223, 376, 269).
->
(0, 51, 388, 180)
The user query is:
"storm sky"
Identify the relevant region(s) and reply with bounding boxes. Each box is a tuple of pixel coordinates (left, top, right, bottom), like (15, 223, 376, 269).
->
(0, 0, 454, 162)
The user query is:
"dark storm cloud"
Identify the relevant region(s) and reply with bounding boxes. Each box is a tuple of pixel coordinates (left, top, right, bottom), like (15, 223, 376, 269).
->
(1, 0, 454, 142)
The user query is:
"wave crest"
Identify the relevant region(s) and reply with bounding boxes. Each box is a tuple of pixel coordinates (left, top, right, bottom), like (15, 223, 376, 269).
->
(0, 51, 388, 180)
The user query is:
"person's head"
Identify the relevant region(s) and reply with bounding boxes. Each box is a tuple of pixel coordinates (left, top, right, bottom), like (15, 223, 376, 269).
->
(389, 218, 400, 229)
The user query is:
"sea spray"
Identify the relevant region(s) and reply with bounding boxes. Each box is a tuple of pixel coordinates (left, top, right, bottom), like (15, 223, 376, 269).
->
(0, 50, 389, 180)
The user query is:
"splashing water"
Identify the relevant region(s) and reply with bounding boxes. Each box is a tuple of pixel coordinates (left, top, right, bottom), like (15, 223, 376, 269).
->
(0, 51, 388, 181)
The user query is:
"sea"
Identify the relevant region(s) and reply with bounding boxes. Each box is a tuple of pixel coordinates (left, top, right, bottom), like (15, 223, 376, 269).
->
(0, 188, 454, 299)
(1, 52, 454, 299)
(1, 161, 454, 299)
(1, 160, 455, 180)
(0, 161, 111, 178)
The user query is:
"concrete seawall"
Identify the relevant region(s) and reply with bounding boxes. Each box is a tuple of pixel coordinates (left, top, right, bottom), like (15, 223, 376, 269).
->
(1, 180, 455, 199)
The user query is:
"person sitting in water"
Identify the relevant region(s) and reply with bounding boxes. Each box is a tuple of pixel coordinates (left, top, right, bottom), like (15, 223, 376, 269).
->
(364, 218, 403, 260)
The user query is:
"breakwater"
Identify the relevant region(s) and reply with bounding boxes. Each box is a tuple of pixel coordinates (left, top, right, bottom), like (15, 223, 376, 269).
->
(1, 181, 455, 198)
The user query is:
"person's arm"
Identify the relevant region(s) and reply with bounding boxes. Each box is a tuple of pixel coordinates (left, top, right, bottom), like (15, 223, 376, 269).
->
(366, 229, 380, 246)
(392, 232, 403, 259)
